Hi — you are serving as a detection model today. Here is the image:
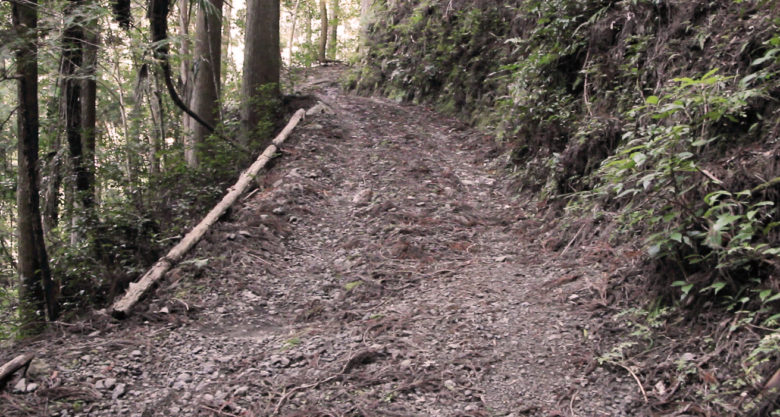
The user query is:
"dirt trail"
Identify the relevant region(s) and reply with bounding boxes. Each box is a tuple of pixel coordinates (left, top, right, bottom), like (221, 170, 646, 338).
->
(2, 67, 640, 416)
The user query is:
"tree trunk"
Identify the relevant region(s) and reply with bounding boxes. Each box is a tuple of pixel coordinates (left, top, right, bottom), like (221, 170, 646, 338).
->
(81, 17, 98, 208)
(42, 144, 63, 239)
(286, 0, 300, 64)
(179, 0, 194, 154)
(221, 0, 232, 92)
(13, 0, 58, 330)
(318, 0, 327, 63)
(328, 0, 338, 60)
(359, 0, 372, 53)
(62, 0, 96, 244)
(186, 0, 223, 168)
(305, 5, 312, 46)
(240, 0, 280, 147)
(145, 68, 165, 175)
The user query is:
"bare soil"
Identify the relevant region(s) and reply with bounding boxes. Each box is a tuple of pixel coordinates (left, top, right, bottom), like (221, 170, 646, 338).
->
(1, 66, 644, 417)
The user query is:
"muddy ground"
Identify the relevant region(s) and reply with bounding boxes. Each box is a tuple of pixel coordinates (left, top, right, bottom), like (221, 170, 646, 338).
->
(1, 66, 646, 416)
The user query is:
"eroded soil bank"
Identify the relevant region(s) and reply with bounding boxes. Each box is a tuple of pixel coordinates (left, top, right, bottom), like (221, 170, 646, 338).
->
(1, 67, 640, 417)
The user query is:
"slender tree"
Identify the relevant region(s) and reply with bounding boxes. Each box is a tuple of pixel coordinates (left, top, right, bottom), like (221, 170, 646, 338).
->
(81, 11, 98, 209)
(359, 0, 372, 53)
(13, 0, 58, 329)
(240, 0, 280, 147)
(180, 0, 194, 154)
(318, 0, 327, 62)
(221, 0, 233, 91)
(305, 1, 312, 47)
(186, 0, 223, 168)
(286, 0, 301, 64)
(327, 0, 338, 60)
(61, 0, 97, 244)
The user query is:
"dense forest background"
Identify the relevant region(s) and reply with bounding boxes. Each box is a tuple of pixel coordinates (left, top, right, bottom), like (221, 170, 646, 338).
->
(0, 0, 365, 334)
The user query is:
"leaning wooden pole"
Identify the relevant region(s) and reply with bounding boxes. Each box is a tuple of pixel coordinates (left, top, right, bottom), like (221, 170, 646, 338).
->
(111, 109, 306, 317)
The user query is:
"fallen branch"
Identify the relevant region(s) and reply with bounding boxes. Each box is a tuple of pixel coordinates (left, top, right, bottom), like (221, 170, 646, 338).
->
(0, 353, 34, 388)
(110, 109, 306, 317)
(617, 362, 648, 404)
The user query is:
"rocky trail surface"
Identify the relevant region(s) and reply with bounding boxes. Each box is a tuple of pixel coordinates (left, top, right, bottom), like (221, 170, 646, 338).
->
(1, 67, 642, 416)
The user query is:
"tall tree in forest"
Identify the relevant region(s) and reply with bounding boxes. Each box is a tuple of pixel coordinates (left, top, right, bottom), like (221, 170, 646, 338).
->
(61, 0, 97, 241)
(305, 2, 312, 47)
(240, 0, 280, 146)
(221, 0, 233, 91)
(359, 0, 372, 53)
(13, 0, 58, 329)
(180, 0, 194, 155)
(286, 0, 301, 64)
(327, 0, 338, 60)
(81, 11, 98, 212)
(318, 0, 327, 62)
(185, 0, 223, 168)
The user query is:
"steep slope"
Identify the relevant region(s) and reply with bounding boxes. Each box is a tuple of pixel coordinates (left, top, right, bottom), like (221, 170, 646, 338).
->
(352, 1, 780, 415)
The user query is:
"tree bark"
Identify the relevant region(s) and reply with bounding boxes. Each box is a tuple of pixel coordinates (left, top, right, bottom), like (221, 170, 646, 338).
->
(111, 109, 305, 317)
(145, 67, 165, 175)
(305, 4, 312, 46)
(62, 0, 96, 245)
(286, 0, 300, 64)
(81, 16, 98, 208)
(318, 0, 327, 63)
(180, 0, 194, 162)
(240, 0, 280, 147)
(186, 0, 223, 168)
(359, 0, 373, 53)
(13, 0, 58, 329)
(221, 0, 232, 92)
(327, 0, 338, 60)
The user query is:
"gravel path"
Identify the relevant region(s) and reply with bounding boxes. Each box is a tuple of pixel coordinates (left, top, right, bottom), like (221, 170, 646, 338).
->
(1, 67, 640, 417)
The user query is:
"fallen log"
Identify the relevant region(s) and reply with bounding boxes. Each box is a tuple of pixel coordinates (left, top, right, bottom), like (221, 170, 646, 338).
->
(111, 109, 306, 318)
(0, 353, 34, 388)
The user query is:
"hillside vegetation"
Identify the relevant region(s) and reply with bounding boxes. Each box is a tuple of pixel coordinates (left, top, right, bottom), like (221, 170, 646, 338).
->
(352, 0, 780, 414)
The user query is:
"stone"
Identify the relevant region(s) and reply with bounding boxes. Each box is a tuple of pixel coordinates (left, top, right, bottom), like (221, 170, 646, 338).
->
(270, 355, 290, 367)
(352, 189, 372, 206)
(272, 207, 285, 215)
(13, 378, 27, 393)
(112, 383, 127, 400)
(103, 378, 116, 389)
(176, 373, 193, 383)
(27, 358, 51, 379)
(130, 350, 142, 357)
(234, 386, 249, 396)
(25, 383, 38, 392)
